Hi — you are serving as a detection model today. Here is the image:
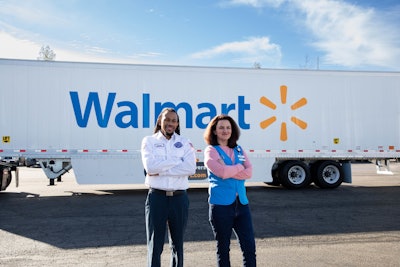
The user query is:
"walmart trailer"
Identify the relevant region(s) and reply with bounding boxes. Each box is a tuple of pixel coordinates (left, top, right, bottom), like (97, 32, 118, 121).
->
(1, 58, 399, 191)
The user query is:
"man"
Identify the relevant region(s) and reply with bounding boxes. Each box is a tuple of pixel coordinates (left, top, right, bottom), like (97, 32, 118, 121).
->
(141, 108, 196, 267)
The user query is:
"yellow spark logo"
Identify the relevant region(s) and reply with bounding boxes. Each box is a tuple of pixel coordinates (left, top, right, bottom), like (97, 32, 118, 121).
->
(259, 85, 308, 141)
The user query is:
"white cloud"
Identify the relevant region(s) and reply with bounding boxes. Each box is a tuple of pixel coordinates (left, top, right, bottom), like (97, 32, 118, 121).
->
(294, 0, 400, 69)
(226, 0, 400, 69)
(0, 30, 41, 59)
(0, 1, 68, 27)
(0, 30, 150, 64)
(191, 37, 282, 65)
(53, 46, 159, 64)
(0, 1, 164, 65)
(224, 0, 285, 8)
(130, 52, 163, 58)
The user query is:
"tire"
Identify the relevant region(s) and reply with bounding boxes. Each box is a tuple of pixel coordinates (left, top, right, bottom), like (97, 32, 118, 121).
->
(313, 161, 343, 189)
(279, 160, 311, 189)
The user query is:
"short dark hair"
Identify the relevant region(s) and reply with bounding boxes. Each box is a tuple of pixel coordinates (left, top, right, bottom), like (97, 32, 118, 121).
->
(203, 114, 240, 148)
(153, 108, 181, 135)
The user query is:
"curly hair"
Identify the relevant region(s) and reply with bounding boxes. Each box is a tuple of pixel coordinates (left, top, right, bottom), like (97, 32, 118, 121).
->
(203, 114, 240, 148)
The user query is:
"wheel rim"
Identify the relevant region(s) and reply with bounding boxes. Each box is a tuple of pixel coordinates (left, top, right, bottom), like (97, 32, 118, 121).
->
(321, 165, 340, 184)
(288, 165, 306, 185)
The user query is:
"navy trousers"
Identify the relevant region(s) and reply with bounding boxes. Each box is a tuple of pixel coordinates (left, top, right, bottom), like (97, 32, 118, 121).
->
(145, 190, 189, 267)
(209, 198, 256, 267)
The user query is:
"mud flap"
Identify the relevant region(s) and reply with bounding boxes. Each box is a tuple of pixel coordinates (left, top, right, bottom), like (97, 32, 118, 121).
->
(342, 161, 352, 183)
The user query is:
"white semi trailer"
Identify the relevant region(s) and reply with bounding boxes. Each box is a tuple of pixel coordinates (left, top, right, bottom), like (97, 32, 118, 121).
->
(1, 58, 399, 190)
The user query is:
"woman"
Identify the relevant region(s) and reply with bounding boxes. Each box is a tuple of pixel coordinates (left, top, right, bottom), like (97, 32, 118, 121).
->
(203, 114, 256, 267)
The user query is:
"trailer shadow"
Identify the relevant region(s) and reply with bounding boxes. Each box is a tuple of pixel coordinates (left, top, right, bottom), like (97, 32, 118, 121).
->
(0, 184, 399, 249)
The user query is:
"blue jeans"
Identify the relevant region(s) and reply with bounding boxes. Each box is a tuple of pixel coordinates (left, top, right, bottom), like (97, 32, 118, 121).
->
(145, 191, 189, 267)
(209, 198, 256, 267)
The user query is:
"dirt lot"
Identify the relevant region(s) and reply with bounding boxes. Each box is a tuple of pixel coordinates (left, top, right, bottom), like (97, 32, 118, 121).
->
(1, 162, 400, 266)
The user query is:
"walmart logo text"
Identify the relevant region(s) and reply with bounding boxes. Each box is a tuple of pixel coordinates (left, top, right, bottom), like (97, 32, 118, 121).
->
(70, 92, 250, 129)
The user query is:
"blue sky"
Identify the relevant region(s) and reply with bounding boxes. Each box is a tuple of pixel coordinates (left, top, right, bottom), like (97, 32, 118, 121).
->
(0, 0, 399, 71)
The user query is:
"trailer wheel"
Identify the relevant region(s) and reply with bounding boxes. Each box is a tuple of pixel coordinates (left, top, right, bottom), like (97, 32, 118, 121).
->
(313, 161, 343, 189)
(279, 161, 311, 189)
